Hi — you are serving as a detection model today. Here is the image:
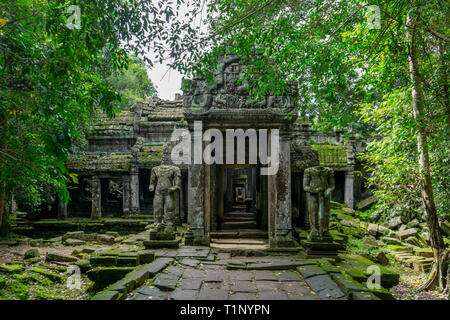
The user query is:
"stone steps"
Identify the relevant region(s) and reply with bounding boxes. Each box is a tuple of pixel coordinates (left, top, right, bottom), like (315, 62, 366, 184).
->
(212, 208, 262, 248)
(222, 220, 258, 230)
(210, 238, 267, 245)
(210, 242, 269, 250)
(224, 216, 255, 222)
(223, 210, 256, 225)
(391, 252, 433, 273)
(224, 212, 255, 219)
(210, 229, 268, 239)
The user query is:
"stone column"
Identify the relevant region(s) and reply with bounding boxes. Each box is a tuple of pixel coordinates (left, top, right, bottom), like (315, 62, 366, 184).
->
(188, 164, 205, 242)
(122, 175, 131, 216)
(130, 167, 139, 214)
(245, 167, 252, 199)
(187, 128, 205, 243)
(216, 165, 224, 229)
(174, 188, 181, 226)
(251, 167, 257, 210)
(268, 131, 294, 247)
(179, 178, 185, 222)
(225, 168, 233, 211)
(11, 194, 17, 214)
(260, 173, 268, 229)
(204, 164, 211, 242)
(291, 173, 300, 227)
(344, 170, 355, 209)
(302, 172, 310, 230)
(91, 175, 101, 219)
(57, 198, 67, 220)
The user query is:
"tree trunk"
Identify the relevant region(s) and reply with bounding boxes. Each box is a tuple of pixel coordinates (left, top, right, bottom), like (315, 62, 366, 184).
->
(406, 13, 447, 291)
(439, 44, 450, 127)
(0, 182, 7, 238)
(0, 104, 9, 237)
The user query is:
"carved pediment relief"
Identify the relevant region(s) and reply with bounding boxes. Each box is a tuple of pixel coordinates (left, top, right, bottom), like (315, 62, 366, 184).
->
(183, 55, 297, 114)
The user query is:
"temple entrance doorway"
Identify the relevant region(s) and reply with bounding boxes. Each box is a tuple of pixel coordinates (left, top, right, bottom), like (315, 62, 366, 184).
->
(210, 167, 269, 250)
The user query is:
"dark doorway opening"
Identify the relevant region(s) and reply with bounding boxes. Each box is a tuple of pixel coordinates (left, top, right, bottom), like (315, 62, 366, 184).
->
(67, 176, 92, 218)
(332, 171, 345, 203)
(100, 178, 123, 217)
(210, 167, 268, 249)
(139, 169, 153, 214)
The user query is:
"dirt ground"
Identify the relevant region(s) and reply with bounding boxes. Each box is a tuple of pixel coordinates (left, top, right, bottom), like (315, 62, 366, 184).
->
(0, 245, 78, 264)
(390, 267, 448, 300)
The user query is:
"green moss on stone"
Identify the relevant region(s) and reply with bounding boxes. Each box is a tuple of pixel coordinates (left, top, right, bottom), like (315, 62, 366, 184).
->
(30, 268, 64, 283)
(0, 264, 25, 274)
(86, 267, 133, 283)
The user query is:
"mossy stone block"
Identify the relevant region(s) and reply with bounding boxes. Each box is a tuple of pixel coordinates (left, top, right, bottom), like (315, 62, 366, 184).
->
(87, 267, 133, 283)
(91, 290, 120, 300)
(90, 255, 118, 266)
(116, 256, 139, 266)
(0, 264, 25, 274)
(137, 250, 155, 264)
(30, 267, 64, 283)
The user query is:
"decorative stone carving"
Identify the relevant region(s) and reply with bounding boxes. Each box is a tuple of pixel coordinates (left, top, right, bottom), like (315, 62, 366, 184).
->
(182, 54, 297, 114)
(303, 166, 335, 242)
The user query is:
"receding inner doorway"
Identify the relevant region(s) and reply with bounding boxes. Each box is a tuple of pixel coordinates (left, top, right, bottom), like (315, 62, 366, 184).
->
(210, 167, 269, 250)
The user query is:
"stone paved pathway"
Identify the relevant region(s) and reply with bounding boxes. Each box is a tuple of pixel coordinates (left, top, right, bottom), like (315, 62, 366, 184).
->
(127, 247, 347, 300)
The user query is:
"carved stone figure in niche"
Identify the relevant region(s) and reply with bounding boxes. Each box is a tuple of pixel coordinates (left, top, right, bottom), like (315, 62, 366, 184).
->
(303, 166, 335, 242)
(149, 164, 181, 233)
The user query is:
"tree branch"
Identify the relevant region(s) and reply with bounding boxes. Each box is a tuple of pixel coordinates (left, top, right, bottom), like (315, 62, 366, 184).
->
(410, 19, 450, 43)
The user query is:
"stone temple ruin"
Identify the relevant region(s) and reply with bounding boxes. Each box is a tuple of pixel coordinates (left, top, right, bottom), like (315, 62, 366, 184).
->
(65, 55, 371, 248)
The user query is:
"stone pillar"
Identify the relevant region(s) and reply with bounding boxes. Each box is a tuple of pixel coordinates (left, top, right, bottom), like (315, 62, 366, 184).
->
(303, 172, 310, 230)
(188, 164, 205, 242)
(251, 168, 257, 210)
(245, 167, 252, 199)
(225, 168, 233, 211)
(187, 127, 205, 243)
(291, 173, 300, 227)
(268, 131, 294, 247)
(11, 194, 17, 214)
(122, 175, 131, 216)
(57, 198, 67, 220)
(255, 170, 260, 211)
(91, 175, 101, 219)
(174, 188, 181, 226)
(204, 164, 211, 243)
(179, 178, 185, 222)
(130, 167, 139, 214)
(260, 173, 268, 229)
(217, 165, 224, 229)
(344, 170, 355, 209)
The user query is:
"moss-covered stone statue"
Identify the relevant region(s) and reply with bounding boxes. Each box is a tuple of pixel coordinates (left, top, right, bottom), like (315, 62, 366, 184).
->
(303, 166, 335, 242)
(149, 164, 181, 233)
